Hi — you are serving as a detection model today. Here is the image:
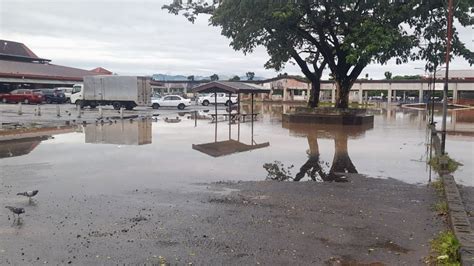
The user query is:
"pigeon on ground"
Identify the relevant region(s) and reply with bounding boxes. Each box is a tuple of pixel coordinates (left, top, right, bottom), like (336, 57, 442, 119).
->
(17, 190, 39, 199)
(5, 206, 25, 218)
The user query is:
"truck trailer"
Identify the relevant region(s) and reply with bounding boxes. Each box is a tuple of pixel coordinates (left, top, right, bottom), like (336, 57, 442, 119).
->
(71, 76, 151, 110)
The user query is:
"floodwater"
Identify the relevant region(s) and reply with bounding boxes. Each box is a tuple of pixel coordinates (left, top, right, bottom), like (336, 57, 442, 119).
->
(0, 103, 472, 196)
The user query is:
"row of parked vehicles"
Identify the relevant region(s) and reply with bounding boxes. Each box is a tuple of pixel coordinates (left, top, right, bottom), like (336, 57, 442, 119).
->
(0, 88, 73, 104)
(0, 76, 239, 110)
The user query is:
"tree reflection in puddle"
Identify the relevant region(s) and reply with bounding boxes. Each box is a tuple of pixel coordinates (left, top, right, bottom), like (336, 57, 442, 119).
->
(273, 122, 373, 182)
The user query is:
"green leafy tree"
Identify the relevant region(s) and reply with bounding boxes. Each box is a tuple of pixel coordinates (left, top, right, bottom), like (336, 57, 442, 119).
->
(413, 0, 473, 73)
(384, 71, 392, 80)
(187, 75, 195, 81)
(246, 71, 255, 81)
(230, 75, 240, 81)
(210, 74, 219, 81)
(164, 0, 473, 108)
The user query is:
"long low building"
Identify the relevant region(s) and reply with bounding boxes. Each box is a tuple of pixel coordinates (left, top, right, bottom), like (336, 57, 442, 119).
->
(152, 74, 474, 104)
(0, 40, 110, 92)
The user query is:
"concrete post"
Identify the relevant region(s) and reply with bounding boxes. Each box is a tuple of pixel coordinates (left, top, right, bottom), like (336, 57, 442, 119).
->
(331, 86, 336, 104)
(98, 106, 103, 119)
(76, 105, 81, 118)
(403, 91, 406, 102)
(364, 91, 368, 105)
(37, 105, 41, 116)
(418, 88, 423, 103)
(387, 88, 392, 105)
(283, 88, 288, 101)
(453, 83, 458, 104)
(358, 88, 363, 104)
(17, 102, 22, 115)
(120, 107, 124, 119)
(56, 105, 61, 117)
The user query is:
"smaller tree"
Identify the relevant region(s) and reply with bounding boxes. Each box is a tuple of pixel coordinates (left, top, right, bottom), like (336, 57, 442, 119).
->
(210, 74, 219, 81)
(230, 75, 240, 81)
(246, 72, 255, 81)
(187, 75, 195, 81)
(384, 71, 392, 80)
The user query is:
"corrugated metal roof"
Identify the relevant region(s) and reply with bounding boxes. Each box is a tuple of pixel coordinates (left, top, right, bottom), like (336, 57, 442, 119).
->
(0, 60, 99, 81)
(192, 81, 271, 94)
(0, 40, 39, 58)
(435, 69, 474, 79)
(90, 67, 113, 75)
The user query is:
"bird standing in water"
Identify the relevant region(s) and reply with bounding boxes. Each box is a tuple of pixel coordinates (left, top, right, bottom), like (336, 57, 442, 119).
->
(5, 206, 25, 223)
(17, 190, 39, 202)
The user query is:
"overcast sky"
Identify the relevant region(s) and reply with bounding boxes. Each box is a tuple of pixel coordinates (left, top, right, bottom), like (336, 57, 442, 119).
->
(1, 0, 472, 79)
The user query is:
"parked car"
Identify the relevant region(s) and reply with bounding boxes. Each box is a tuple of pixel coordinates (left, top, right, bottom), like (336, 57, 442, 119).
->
(197, 93, 238, 106)
(0, 89, 43, 104)
(55, 87, 73, 102)
(39, 89, 67, 104)
(151, 95, 191, 110)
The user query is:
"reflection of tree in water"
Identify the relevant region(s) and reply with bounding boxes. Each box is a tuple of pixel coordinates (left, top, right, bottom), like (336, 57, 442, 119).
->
(295, 131, 357, 182)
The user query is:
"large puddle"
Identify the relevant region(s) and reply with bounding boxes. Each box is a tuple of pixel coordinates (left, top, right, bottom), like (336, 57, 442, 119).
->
(0, 104, 473, 195)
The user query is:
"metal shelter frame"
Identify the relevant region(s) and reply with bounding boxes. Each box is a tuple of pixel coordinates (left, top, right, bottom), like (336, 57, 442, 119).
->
(192, 81, 270, 141)
(191, 81, 271, 154)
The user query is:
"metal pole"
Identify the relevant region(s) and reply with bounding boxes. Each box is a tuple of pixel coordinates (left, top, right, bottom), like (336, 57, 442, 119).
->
(228, 93, 231, 140)
(214, 90, 217, 143)
(441, 0, 453, 155)
(431, 68, 436, 125)
(237, 93, 241, 115)
(251, 93, 254, 145)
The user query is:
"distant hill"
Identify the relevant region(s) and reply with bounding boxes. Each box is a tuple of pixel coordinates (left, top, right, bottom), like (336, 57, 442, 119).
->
(152, 73, 265, 81)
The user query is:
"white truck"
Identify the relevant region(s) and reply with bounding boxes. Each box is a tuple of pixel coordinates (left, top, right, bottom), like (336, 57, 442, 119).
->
(197, 93, 238, 106)
(70, 76, 151, 110)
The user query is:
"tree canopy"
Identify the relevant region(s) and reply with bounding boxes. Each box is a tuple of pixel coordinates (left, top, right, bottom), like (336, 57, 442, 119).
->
(246, 71, 255, 80)
(210, 74, 219, 81)
(164, 0, 473, 108)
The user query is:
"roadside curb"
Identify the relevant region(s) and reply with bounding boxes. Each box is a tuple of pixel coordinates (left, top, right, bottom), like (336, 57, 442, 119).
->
(442, 174, 474, 265)
(429, 124, 474, 265)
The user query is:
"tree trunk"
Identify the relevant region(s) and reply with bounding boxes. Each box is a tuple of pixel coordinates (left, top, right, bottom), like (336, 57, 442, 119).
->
(326, 132, 357, 181)
(307, 81, 320, 108)
(335, 80, 351, 109)
(295, 135, 325, 182)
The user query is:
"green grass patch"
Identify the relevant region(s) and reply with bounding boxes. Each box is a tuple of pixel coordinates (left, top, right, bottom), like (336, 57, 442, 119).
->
(433, 201, 449, 216)
(428, 154, 462, 174)
(430, 231, 461, 265)
(431, 179, 445, 197)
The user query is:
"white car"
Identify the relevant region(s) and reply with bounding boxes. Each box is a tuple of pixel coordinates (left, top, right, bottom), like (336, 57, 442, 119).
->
(151, 95, 191, 110)
(197, 93, 238, 106)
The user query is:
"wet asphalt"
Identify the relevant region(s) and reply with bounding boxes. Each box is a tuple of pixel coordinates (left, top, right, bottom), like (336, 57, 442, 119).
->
(0, 103, 448, 264)
(0, 173, 443, 265)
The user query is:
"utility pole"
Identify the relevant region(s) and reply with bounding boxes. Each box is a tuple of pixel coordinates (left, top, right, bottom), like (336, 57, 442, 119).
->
(441, 0, 453, 155)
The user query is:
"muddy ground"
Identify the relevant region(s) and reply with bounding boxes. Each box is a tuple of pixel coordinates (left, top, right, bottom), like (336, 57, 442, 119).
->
(0, 173, 443, 265)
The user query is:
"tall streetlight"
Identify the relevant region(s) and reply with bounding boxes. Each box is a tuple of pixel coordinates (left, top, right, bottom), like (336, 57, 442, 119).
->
(441, 0, 454, 155)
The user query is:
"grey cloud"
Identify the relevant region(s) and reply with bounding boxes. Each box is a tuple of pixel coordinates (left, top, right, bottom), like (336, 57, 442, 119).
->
(1, 0, 472, 79)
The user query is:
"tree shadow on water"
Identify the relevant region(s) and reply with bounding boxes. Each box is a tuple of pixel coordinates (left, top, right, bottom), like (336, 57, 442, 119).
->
(266, 123, 369, 182)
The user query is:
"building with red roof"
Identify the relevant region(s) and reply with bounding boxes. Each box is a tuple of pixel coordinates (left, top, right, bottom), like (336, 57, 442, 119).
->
(0, 40, 111, 92)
